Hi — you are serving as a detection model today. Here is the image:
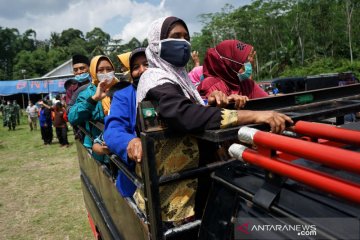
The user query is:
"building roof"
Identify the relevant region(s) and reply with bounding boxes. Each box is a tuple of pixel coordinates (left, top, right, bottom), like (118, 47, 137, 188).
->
(42, 59, 73, 77)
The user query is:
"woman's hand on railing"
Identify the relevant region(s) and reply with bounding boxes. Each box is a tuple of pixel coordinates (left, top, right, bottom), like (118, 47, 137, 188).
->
(237, 110, 293, 134)
(207, 90, 229, 108)
(227, 94, 248, 109)
(127, 138, 142, 163)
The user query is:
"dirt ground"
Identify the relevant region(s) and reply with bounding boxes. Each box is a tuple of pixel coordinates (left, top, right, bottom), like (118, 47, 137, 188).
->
(0, 116, 93, 239)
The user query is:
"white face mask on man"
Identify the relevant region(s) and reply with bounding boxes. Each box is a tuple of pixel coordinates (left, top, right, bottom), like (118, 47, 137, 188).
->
(97, 71, 115, 84)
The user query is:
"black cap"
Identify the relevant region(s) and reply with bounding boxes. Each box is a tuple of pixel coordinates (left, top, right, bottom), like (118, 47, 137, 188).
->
(72, 54, 90, 66)
(129, 47, 146, 73)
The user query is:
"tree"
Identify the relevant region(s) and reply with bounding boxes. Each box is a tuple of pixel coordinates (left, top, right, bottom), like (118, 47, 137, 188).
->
(142, 38, 148, 47)
(2, 1, 360, 81)
(0, 27, 20, 79)
(21, 29, 37, 52)
(13, 50, 33, 79)
(86, 27, 111, 54)
(344, 0, 360, 63)
(50, 32, 61, 48)
(58, 28, 85, 47)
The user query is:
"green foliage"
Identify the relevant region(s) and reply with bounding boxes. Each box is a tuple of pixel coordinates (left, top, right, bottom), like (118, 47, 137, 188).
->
(191, 0, 360, 81)
(58, 28, 85, 47)
(85, 27, 111, 54)
(21, 29, 37, 51)
(281, 58, 360, 78)
(0, 27, 20, 79)
(1, 0, 360, 80)
(0, 25, 145, 80)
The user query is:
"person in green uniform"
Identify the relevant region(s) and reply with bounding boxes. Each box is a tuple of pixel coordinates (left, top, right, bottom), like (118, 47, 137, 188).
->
(4, 100, 16, 130)
(0, 100, 6, 127)
(13, 100, 21, 125)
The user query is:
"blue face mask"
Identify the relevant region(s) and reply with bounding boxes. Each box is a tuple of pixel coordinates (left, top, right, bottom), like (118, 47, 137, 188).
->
(74, 72, 90, 82)
(238, 62, 252, 81)
(159, 39, 191, 67)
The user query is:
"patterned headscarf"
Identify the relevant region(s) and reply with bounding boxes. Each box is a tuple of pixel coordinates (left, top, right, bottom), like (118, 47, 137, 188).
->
(136, 17, 204, 105)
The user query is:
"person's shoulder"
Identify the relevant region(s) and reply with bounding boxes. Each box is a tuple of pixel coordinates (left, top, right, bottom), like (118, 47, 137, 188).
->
(202, 76, 221, 84)
(76, 83, 93, 97)
(198, 76, 221, 90)
(85, 83, 94, 90)
(78, 83, 91, 93)
(141, 68, 169, 79)
(110, 82, 132, 94)
(113, 83, 136, 98)
(197, 76, 228, 96)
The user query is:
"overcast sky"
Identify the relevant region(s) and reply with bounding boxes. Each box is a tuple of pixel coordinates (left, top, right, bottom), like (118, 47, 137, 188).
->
(0, 0, 251, 42)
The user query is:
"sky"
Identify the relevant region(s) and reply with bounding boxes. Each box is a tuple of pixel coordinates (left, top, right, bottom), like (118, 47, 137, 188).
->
(0, 0, 251, 43)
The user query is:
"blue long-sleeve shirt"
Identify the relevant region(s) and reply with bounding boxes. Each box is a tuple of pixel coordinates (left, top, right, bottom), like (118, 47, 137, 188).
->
(39, 107, 52, 127)
(104, 85, 137, 197)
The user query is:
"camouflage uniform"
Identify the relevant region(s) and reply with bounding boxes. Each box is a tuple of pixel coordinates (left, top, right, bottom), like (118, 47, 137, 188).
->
(13, 100, 21, 125)
(0, 101, 6, 127)
(4, 102, 16, 130)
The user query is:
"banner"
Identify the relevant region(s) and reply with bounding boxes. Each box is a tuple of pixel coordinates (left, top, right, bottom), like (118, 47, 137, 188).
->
(0, 79, 71, 96)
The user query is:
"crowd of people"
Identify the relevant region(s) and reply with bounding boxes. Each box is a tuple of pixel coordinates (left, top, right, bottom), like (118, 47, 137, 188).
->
(0, 100, 21, 131)
(0, 96, 70, 148)
(1, 15, 294, 227)
(60, 16, 293, 226)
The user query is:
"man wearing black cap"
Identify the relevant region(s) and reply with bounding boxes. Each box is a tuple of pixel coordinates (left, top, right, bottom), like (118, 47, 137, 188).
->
(64, 54, 91, 106)
(64, 54, 91, 142)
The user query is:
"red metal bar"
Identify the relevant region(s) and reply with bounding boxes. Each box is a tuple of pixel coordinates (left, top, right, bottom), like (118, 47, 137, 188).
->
(250, 130, 360, 174)
(293, 120, 360, 146)
(241, 148, 360, 204)
(87, 212, 100, 239)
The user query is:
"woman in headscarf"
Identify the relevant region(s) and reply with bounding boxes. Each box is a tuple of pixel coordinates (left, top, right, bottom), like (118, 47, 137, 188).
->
(188, 50, 203, 87)
(197, 39, 268, 100)
(104, 48, 148, 198)
(136, 16, 292, 225)
(137, 17, 291, 133)
(117, 51, 131, 79)
(188, 65, 203, 87)
(68, 55, 119, 162)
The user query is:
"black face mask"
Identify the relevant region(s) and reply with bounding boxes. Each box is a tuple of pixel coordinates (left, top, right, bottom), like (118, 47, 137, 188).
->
(159, 39, 191, 67)
(132, 77, 140, 89)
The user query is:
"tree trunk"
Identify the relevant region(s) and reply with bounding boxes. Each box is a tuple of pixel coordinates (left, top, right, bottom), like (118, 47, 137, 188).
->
(345, 0, 354, 64)
(298, 35, 304, 66)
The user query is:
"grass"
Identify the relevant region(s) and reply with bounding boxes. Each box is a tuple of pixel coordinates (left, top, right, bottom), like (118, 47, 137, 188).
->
(0, 113, 93, 239)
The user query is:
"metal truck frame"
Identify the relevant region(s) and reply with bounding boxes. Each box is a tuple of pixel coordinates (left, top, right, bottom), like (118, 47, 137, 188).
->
(76, 83, 360, 239)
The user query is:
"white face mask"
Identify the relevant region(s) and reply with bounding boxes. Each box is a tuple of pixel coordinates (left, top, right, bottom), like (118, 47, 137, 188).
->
(97, 71, 115, 84)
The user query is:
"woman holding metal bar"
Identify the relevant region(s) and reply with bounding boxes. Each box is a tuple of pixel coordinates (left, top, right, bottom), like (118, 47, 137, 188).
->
(134, 16, 293, 227)
(136, 17, 293, 135)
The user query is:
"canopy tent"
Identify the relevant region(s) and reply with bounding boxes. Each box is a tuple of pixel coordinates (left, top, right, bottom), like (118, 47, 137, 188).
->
(0, 78, 72, 96)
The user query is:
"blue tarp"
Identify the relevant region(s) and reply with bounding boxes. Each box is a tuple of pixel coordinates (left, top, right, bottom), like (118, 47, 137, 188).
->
(0, 79, 71, 96)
